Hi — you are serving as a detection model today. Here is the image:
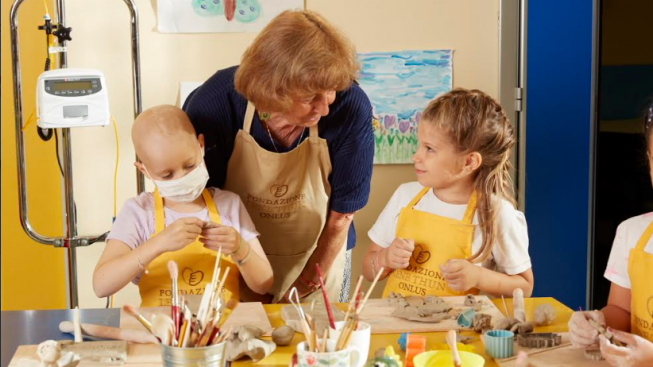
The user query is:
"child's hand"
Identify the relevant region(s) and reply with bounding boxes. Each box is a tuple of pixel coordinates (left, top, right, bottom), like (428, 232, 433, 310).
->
(199, 223, 242, 255)
(439, 259, 481, 292)
(158, 217, 204, 252)
(568, 310, 605, 349)
(600, 328, 653, 367)
(382, 238, 415, 270)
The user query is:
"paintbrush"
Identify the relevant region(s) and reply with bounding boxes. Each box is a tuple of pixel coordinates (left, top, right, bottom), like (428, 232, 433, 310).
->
(446, 330, 462, 367)
(355, 267, 384, 315)
(315, 263, 336, 329)
(344, 276, 363, 322)
(167, 261, 180, 339)
(122, 304, 153, 332)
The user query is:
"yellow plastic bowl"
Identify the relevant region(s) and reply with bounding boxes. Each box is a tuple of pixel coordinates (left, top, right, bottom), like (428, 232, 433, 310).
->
(413, 350, 485, 367)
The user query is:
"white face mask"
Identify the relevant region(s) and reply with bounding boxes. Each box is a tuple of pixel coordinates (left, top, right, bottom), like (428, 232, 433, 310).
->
(146, 162, 209, 203)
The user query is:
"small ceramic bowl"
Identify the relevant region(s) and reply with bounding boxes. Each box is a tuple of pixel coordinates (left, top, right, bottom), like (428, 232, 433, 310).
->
(484, 330, 514, 359)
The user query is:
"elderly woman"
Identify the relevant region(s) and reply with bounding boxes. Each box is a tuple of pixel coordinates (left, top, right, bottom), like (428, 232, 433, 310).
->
(183, 10, 374, 303)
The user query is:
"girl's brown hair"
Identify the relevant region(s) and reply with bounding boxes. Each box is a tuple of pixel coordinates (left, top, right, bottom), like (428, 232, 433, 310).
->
(235, 10, 359, 113)
(422, 88, 517, 263)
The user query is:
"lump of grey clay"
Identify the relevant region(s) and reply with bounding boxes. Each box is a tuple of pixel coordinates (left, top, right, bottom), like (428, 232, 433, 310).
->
(472, 313, 492, 333)
(533, 304, 556, 326)
(510, 321, 534, 335)
(271, 325, 294, 346)
(226, 338, 276, 362)
(494, 317, 519, 331)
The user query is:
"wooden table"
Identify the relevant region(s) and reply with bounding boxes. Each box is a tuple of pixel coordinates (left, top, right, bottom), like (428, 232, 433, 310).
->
(4, 297, 572, 366)
(249, 297, 573, 367)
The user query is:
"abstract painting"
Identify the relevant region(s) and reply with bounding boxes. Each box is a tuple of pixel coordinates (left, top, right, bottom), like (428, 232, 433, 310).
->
(358, 50, 453, 164)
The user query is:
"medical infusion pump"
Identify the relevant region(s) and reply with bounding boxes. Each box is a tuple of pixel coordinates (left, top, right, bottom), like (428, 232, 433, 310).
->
(37, 68, 110, 129)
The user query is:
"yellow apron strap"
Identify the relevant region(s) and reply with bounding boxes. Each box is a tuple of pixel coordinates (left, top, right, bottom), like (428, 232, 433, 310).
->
(202, 189, 222, 225)
(407, 187, 431, 208)
(635, 220, 653, 251)
(243, 102, 256, 134)
(462, 191, 477, 225)
(153, 189, 165, 235)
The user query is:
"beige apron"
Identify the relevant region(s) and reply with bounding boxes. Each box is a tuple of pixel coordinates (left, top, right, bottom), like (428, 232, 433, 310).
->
(223, 101, 346, 303)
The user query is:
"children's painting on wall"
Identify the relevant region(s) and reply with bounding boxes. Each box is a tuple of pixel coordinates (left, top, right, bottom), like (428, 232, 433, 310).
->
(157, 0, 303, 33)
(358, 50, 453, 164)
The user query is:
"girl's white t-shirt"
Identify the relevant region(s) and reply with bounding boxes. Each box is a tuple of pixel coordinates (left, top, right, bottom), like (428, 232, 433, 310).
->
(368, 182, 531, 275)
(604, 212, 653, 290)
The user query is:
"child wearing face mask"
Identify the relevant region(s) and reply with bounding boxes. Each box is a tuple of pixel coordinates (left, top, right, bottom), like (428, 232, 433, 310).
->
(363, 89, 533, 298)
(93, 105, 273, 307)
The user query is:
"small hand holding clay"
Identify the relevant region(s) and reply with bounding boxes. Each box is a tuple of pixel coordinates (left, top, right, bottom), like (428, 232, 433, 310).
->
(440, 259, 480, 292)
(158, 217, 204, 252)
(599, 328, 653, 367)
(199, 222, 243, 255)
(568, 310, 606, 349)
(383, 238, 415, 269)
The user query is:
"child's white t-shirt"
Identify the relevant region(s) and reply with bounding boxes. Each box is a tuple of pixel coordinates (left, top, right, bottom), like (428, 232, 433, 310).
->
(604, 213, 653, 290)
(368, 182, 531, 275)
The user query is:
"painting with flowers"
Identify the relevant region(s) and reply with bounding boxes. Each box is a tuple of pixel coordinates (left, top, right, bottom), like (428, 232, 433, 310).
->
(358, 50, 453, 164)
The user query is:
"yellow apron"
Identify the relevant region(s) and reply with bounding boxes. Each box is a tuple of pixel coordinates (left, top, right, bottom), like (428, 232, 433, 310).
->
(383, 188, 479, 297)
(627, 219, 653, 342)
(138, 189, 239, 307)
(223, 101, 346, 303)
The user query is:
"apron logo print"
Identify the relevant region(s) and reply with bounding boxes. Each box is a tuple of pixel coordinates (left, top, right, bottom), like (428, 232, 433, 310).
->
(648, 296, 653, 318)
(270, 184, 289, 198)
(412, 245, 431, 264)
(182, 267, 204, 286)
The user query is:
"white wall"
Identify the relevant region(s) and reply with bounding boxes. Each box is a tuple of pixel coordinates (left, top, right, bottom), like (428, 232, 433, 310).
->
(66, 0, 499, 307)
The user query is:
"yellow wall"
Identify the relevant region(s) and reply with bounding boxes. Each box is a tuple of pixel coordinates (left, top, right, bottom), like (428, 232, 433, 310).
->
(1, 0, 66, 310)
(59, 0, 499, 306)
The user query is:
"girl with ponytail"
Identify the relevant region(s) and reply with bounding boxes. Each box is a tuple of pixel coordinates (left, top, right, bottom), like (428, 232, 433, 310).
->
(364, 88, 534, 297)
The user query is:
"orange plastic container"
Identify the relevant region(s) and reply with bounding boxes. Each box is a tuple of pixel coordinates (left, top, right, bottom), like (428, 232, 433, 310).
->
(405, 335, 426, 367)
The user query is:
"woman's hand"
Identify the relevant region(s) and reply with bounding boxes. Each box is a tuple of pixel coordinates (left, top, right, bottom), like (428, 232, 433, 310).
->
(440, 259, 481, 292)
(199, 222, 243, 255)
(568, 310, 606, 349)
(600, 328, 653, 367)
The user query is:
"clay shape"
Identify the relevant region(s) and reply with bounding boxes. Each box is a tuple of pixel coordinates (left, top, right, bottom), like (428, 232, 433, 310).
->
(226, 338, 276, 362)
(463, 294, 483, 311)
(516, 333, 562, 348)
(388, 293, 453, 323)
(584, 348, 605, 361)
(272, 326, 294, 346)
(510, 321, 533, 335)
(471, 313, 492, 333)
(533, 304, 556, 326)
(225, 326, 275, 362)
(36, 341, 80, 367)
(494, 317, 520, 331)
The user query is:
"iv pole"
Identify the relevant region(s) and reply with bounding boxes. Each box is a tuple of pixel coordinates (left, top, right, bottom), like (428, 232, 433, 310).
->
(9, 0, 144, 308)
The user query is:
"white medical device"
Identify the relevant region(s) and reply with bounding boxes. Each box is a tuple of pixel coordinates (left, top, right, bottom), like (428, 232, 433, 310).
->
(36, 68, 110, 128)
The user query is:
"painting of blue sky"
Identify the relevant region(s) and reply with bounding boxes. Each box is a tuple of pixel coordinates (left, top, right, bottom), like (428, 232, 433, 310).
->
(358, 50, 453, 164)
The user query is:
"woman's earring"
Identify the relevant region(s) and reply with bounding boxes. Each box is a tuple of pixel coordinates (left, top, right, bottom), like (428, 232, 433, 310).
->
(258, 111, 271, 121)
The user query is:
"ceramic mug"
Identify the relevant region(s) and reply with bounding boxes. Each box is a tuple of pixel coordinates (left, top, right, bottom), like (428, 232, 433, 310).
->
(328, 321, 371, 367)
(296, 339, 361, 367)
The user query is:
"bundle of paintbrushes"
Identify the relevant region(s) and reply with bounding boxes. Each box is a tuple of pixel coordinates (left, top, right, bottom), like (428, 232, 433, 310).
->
(292, 266, 385, 353)
(333, 267, 384, 351)
(124, 249, 235, 348)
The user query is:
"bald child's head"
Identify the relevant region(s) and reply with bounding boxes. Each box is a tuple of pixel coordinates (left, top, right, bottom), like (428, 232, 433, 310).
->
(132, 105, 205, 181)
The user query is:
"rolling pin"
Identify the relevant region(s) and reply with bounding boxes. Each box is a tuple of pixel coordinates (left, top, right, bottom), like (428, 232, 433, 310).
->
(59, 321, 159, 344)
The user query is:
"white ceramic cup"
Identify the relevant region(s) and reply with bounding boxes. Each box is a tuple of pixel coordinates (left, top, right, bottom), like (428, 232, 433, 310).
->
(296, 339, 361, 367)
(328, 321, 371, 367)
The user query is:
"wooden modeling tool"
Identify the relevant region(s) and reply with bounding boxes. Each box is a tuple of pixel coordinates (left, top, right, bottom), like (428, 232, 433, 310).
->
(59, 321, 159, 344)
(446, 330, 462, 367)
